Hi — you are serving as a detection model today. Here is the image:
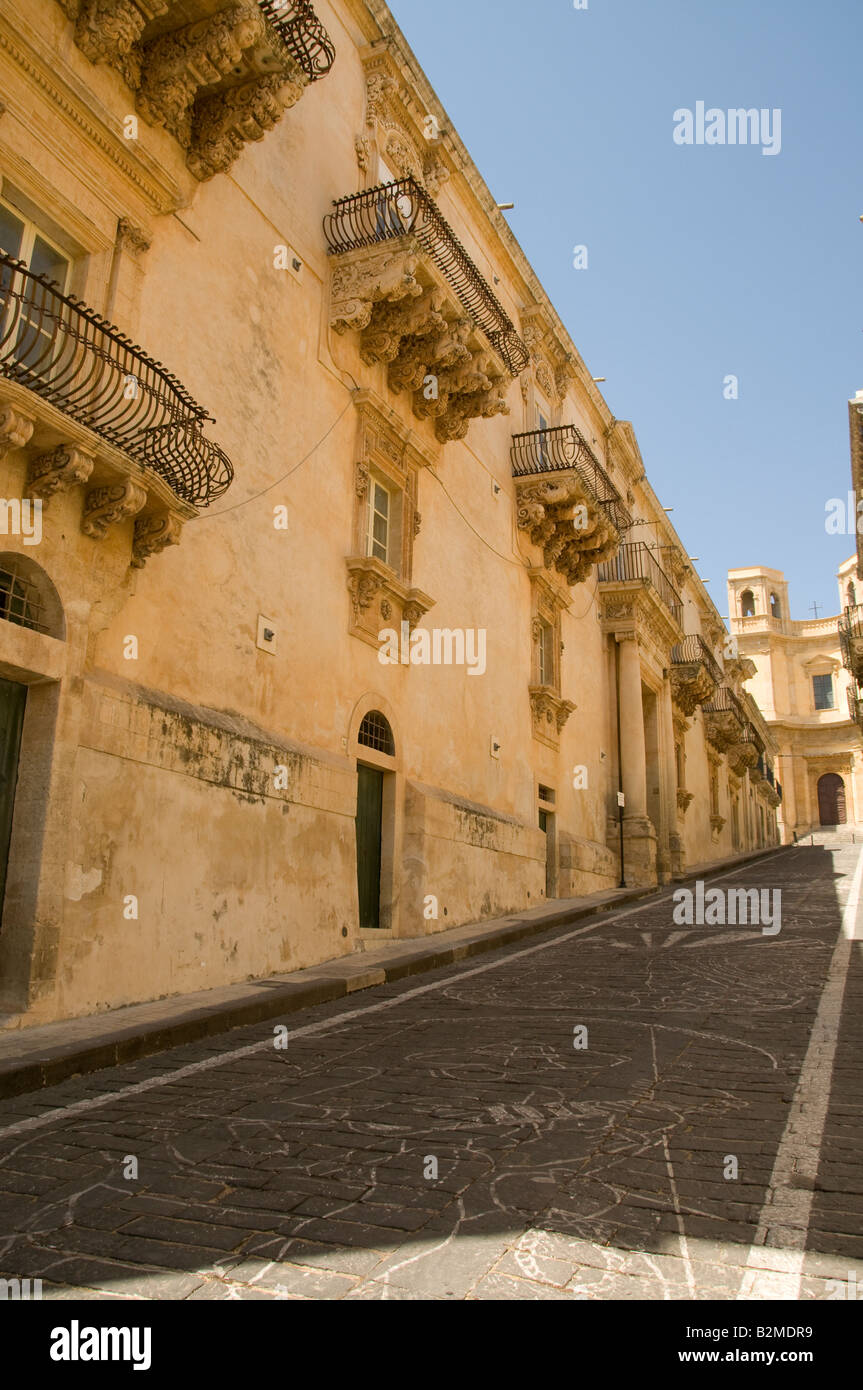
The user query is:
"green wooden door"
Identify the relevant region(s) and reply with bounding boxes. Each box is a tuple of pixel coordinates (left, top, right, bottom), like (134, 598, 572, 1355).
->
(356, 764, 384, 931)
(0, 676, 27, 923)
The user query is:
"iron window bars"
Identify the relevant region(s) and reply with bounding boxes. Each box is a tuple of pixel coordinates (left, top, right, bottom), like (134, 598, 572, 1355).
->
(597, 542, 683, 627)
(0, 252, 232, 508)
(0, 557, 50, 635)
(511, 423, 632, 534)
(257, 0, 335, 81)
(324, 177, 530, 378)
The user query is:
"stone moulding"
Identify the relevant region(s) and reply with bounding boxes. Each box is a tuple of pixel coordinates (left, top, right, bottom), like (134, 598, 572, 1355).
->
(54, 0, 324, 181)
(345, 555, 434, 652)
(330, 240, 511, 445)
(0, 379, 193, 569)
(516, 471, 619, 588)
(528, 684, 575, 749)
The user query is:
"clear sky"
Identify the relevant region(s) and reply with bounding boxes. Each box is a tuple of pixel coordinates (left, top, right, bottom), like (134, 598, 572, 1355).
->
(386, 0, 862, 621)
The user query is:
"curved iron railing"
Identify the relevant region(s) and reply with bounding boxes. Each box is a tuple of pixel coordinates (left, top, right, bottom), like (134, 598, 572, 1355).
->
(0, 252, 232, 507)
(839, 603, 863, 672)
(258, 0, 335, 81)
(597, 542, 682, 627)
(324, 178, 530, 377)
(511, 423, 631, 532)
(670, 633, 723, 687)
(703, 686, 748, 727)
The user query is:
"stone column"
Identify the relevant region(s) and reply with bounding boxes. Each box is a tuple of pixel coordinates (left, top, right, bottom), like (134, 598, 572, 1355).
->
(618, 633, 647, 819)
(616, 633, 656, 885)
(660, 676, 682, 880)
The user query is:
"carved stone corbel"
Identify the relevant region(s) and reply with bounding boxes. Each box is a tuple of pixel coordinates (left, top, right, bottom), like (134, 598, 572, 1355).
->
(82, 479, 147, 539)
(131, 511, 183, 567)
(188, 72, 305, 181)
(0, 406, 36, 460)
(27, 445, 95, 500)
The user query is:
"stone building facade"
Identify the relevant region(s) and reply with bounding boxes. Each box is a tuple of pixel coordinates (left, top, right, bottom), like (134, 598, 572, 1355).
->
(729, 558, 863, 840)
(0, 0, 778, 1029)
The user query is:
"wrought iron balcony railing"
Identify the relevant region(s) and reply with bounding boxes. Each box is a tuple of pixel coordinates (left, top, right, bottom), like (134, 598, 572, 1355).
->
(848, 687, 863, 726)
(703, 686, 748, 726)
(0, 252, 232, 507)
(839, 603, 863, 672)
(776, 781, 783, 802)
(510, 424, 631, 532)
(670, 634, 723, 687)
(324, 178, 530, 377)
(258, 0, 335, 80)
(597, 542, 683, 627)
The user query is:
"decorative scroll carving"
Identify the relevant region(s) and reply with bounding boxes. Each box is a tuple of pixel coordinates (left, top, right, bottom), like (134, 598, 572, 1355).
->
(131, 510, 182, 567)
(116, 217, 152, 257)
(670, 661, 718, 717)
(677, 789, 694, 815)
(27, 446, 95, 500)
(188, 72, 304, 181)
(0, 405, 35, 460)
(516, 475, 618, 586)
(73, 0, 169, 89)
(529, 686, 576, 747)
(330, 243, 423, 336)
(348, 566, 382, 622)
(82, 479, 147, 538)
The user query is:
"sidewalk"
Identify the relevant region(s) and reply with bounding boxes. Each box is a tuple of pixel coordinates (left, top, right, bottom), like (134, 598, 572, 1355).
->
(0, 844, 788, 1100)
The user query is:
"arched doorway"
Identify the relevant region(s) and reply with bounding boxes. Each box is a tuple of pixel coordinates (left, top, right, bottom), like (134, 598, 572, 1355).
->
(817, 773, 847, 827)
(355, 710, 396, 931)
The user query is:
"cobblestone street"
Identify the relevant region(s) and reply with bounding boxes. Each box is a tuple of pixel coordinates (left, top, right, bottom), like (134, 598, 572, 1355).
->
(1, 842, 861, 1302)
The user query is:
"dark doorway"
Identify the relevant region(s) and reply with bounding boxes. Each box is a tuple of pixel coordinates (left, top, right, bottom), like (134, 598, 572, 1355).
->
(0, 676, 27, 925)
(817, 773, 847, 827)
(356, 764, 384, 930)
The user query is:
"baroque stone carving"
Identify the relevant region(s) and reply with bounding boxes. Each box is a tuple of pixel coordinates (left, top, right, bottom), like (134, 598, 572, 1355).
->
(116, 217, 151, 256)
(670, 660, 718, 717)
(516, 475, 619, 586)
(131, 511, 182, 567)
(677, 788, 694, 815)
(529, 686, 576, 746)
(28, 446, 95, 500)
(82, 479, 147, 538)
(0, 405, 35, 460)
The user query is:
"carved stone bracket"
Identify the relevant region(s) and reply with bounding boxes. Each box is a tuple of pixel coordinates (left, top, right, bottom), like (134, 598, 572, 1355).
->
(346, 555, 435, 650)
(677, 788, 694, 816)
(82, 479, 147, 539)
(728, 740, 759, 776)
(57, 0, 310, 180)
(517, 472, 619, 587)
(704, 708, 745, 753)
(710, 813, 726, 839)
(131, 510, 183, 567)
(670, 660, 719, 717)
(330, 242, 511, 444)
(28, 446, 95, 500)
(529, 685, 576, 749)
(0, 406, 36, 461)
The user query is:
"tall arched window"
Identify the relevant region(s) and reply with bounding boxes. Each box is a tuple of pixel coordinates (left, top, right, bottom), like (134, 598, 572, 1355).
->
(740, 589, 755, 617)
(770, 592, 781, 619)
(848, 582, 856, 607)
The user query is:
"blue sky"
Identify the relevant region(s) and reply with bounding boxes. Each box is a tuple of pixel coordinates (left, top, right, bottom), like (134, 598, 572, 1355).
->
(387, 0, 862, 620)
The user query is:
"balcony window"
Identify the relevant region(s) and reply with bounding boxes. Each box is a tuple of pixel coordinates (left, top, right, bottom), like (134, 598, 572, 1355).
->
(0, 200, 70, 372)
(813, 674, 835, 711)
(740, 589, 755, 617)
(538, 618, 555, 687)
(368, 479, 392, 566)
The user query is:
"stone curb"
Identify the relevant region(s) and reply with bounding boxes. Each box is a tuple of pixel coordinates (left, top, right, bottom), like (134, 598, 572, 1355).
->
(0, 844, 790, 1100)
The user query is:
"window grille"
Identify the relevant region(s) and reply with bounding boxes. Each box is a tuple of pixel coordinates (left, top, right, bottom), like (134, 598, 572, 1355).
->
(358, 711, 395, 756)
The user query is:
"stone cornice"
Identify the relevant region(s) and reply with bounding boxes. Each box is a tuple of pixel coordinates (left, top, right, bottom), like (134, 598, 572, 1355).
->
(0, 8, 186, 215)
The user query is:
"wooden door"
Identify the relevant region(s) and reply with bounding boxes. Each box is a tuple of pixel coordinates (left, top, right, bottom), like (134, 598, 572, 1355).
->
(0, 676, 27, 923)
(356, 764, 384, 930)
(817, 773, 846, 827)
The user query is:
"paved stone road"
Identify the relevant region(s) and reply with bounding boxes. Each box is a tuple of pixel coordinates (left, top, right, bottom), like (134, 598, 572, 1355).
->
(1, 843, 862, 1301)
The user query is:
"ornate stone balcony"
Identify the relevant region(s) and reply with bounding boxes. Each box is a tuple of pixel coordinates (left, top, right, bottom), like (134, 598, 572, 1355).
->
(324, 178, 529, 444)
(702, 686, 747, 754)
(839, 604, 863, 683)
(848, 686, 863, 730)
(598, 542, 683, 628)
(728, 725, 761, 775)
(1, 250, 231, 565)
(511, 424, 629, 587)
(56, 0, 334, 180)
(669, 633, 723, 716)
